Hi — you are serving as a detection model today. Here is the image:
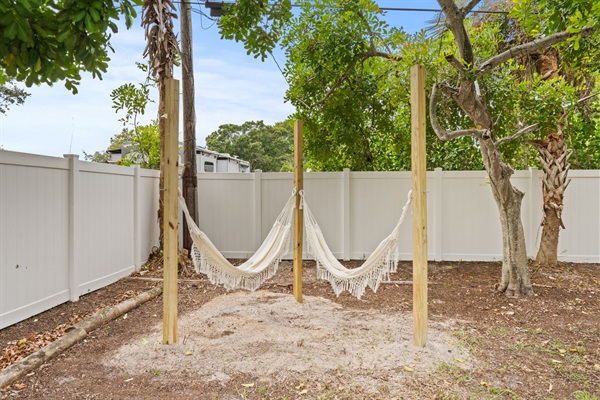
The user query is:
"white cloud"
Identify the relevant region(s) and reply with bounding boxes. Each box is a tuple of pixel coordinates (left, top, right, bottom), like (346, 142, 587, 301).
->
(0, 15, 293, 158)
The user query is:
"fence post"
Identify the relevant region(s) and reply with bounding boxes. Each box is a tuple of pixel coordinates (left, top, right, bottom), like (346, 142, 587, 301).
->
(528, 167, 541, 257)
(343, 168, 350, 261)
(434, 167, 443, 261)
(64, 154, 80, 302)
(254, 169, 263, 250)
(133, 165, 142, 271)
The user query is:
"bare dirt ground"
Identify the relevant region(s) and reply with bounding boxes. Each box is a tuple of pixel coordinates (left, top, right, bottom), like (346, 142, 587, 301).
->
(1, 259, 599, 400)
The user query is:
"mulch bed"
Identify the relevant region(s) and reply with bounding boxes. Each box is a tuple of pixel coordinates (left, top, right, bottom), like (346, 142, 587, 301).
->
(0, 256, 598, 399)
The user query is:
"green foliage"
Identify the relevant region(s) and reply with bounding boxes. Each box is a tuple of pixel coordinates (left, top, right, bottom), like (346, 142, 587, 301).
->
(511, 0, 600, 74)
(219, 0, 293, 61)
(111, 83, 151, 126)
(83, 149, 110, 163)
(220, 0, 600, 171)
(206, 120, 293, 172)
(0, 78, 29, 114)
(568, 89, 600, 169)
(85, 121, 160, 169)
(0, 0, 142, 93)
(119, 121, 160, 169)
(111, 61, 155, 127)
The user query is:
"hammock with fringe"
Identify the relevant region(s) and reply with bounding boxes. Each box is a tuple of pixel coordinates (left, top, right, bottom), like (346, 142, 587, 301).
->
(178, 192, 295, 291)
(302, 190, 412, 299)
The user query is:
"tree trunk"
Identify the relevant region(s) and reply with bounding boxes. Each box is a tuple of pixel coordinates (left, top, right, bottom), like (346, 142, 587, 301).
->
(180, 1, 198, 252)
(531, 123, 570, 265)
(480, 140, 533, 296)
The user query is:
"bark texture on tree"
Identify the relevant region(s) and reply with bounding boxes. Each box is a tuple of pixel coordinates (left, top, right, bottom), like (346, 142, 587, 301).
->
(142, 0, 179, 250)
(181, 1, 198, 252)
(480, 140, 532, 295)
(434, 0, 536, 296)
(530, 122, 571, 265)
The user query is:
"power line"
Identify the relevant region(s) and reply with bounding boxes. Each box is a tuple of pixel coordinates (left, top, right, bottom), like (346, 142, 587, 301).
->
(172, 1, 510, 16)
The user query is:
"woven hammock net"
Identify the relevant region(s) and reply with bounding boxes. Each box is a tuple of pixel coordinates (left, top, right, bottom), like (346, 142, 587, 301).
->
(179, 189, 411, 299)
(301, 190, 412, 299)
(178, 192, 295, 291)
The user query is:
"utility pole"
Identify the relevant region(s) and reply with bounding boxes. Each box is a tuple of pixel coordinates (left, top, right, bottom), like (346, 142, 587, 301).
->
(181, 0, 198, 252)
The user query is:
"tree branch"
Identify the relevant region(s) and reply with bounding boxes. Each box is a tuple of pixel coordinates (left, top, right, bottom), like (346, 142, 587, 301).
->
(496, 123, 539, 146)
(319, 49, 394, 107)
(445, 54, 468, 78)
(437, 0, 475, 64)
(461, 0, 481, 17)
(477, 27, 594, 77)
(430, 83, 486, 141)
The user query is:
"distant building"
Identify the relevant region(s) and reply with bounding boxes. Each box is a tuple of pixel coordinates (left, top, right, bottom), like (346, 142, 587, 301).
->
(195, 147, 250, 173)
(107, 143, 250, 173)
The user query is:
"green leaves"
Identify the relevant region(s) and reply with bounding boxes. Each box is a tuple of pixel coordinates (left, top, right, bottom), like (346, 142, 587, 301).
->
(206, 121, 294, 172)
(0, 0, 140, 92)
(219, 0, 293, 61)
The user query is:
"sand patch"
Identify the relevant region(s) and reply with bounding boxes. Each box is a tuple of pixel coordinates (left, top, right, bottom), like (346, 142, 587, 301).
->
(104, 291, 471, 391)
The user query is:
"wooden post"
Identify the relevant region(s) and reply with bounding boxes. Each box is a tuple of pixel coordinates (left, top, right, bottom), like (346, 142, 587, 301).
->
(293, 120, 304, 303)
(410, 65, 428, 347)
(163, 78, 180, 344)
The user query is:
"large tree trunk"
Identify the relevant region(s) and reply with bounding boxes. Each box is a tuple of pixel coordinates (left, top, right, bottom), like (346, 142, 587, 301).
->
(480, 140, 533, 296)
(180, 0, 198, 252)
(530, 123, 570, 265)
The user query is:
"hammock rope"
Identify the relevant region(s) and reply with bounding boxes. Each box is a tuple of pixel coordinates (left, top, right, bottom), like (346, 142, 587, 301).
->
(179, 190, 295, 291)
(179, 188, 411, 299)
(301, 190, 412, 299)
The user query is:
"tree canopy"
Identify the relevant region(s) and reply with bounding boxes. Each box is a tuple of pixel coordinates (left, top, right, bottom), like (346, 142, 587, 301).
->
(0, 0, 141, 93)
(0, 78, 29, 114)
(206, 120, 294, 172)
(220, 0, 599, 172)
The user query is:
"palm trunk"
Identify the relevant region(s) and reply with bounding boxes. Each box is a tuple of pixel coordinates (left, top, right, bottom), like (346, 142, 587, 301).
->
(531, 122, 570, 265)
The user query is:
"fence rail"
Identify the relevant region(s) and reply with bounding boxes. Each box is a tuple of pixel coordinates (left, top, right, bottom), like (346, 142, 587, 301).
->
(1, 150, 599, 329)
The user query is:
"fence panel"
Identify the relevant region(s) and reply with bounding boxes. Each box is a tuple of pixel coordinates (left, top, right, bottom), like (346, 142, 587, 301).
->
(557, 171, 600, 262)
(0, 152, 70, 328)
(2, 148, 599, 329)
(77, 163, 136, 295)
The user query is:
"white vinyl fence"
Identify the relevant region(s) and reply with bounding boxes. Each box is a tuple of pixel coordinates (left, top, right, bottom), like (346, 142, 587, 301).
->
(1, 150, 160, 329)
(1, 150, 599, 329)
(197, 168, 600, 263)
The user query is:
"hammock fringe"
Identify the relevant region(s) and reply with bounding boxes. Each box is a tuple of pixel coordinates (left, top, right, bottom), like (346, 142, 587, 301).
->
(190, 229, 291, 292)
(302, 190, 411, 299)
(179, 192, 295, 292)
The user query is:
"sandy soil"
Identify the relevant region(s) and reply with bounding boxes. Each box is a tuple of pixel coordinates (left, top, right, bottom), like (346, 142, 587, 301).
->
(1, 259, 599, 399)
(105, 290, 469, 392)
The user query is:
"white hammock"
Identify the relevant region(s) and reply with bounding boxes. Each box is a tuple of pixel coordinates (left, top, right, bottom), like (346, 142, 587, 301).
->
(302, 190, 412, 299)
(178, 192, 295, 291)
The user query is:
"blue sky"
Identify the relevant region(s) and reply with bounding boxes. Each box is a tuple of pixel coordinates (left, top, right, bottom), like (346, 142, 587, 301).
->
(0, 1, 438, 158)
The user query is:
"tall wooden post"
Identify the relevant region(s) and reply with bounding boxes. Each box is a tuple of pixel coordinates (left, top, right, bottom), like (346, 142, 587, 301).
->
(293, 120, 304, 303)
(410, 65, 428, 347)
(163, 78, 180, 344)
